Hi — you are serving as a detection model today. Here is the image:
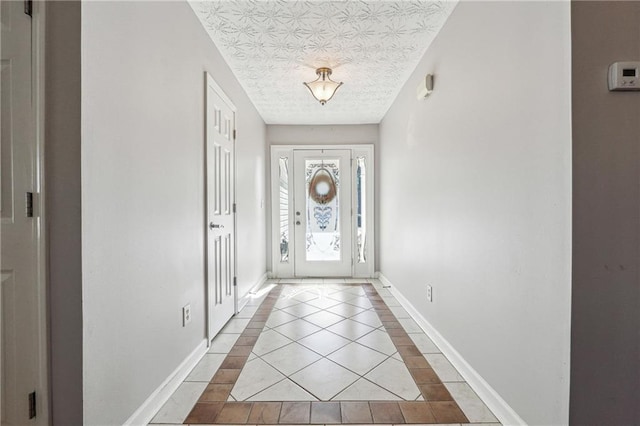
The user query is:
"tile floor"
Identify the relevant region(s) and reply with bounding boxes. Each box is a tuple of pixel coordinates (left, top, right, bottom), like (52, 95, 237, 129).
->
(149, 278, 500, 425)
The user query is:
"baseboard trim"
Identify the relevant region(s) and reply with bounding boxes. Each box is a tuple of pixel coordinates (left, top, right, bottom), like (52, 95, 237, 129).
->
(250, 272, 269, 294)
(239, 272, 269, 311)
(377, 273, 526, 426)
(123, 339, 208, 426)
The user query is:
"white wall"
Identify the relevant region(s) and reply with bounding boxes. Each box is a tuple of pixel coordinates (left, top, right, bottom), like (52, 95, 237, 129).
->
(265, 125, 379, 273)
(379, 2, 571, 424)
(81, 2, 266, 424)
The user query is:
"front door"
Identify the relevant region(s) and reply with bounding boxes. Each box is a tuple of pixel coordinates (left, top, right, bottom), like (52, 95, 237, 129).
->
(1, 1, 47, 424)
(293, 150, 352, 277)
(206, 75, 236, 341)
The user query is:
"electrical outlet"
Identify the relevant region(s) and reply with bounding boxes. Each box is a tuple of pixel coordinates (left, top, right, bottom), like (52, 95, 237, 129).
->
(427, 285, 433, 302)
(182, 304, 192, 326)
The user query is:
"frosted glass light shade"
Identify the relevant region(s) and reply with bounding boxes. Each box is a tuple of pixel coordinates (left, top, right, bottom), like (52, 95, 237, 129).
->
(304, 67, 343, 105)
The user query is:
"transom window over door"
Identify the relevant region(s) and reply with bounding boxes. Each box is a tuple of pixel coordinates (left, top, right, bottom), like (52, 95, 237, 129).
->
(271, 145, 375, 278)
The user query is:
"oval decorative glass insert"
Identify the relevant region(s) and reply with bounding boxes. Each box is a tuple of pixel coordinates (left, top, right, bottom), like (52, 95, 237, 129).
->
(309, 168, 337, 204)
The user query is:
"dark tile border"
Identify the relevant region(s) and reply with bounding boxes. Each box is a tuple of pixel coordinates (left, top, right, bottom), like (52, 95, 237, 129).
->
(184, 283, 469, 424)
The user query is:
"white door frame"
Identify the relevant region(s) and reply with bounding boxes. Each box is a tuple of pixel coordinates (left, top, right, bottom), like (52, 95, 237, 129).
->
(34, 2, 49, 422)
(270, 144, 375, 278)
(204, 73, 237, 344)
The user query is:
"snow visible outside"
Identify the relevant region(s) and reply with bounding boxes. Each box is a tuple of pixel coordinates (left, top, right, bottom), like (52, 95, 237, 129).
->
(306, 231, 340, 261)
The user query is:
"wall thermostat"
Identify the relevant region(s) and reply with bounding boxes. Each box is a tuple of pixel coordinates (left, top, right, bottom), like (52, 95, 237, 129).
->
(608, 61, 640, 91)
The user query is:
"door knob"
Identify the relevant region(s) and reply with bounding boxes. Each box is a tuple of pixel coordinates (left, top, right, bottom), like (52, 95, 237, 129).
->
(296, 221, 301, 225)
(209, 222, 224, 230)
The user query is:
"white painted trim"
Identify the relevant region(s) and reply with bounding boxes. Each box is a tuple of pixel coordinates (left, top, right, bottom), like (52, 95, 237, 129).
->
(206, 73, 236, 113)
(378, 273, 527, 426)
(248, 272, 269, 294)
(271, 144, 373, 151)
(33, 2, 50, 424)
(270, 144, 375, 278)
(123, 339, 208, 426)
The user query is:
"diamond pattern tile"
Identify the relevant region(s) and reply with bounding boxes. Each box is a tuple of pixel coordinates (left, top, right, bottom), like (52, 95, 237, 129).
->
(326, 318, 375, 340)
(265, 310, 298, 328)
(350, 309, 382, 327)
(281, 302, 321, 318)
(304, 296, 342, 310)
(325, 303, 366, 318)
(346, 297, 373, 309)
(327, 342, 388, 375)
(168, 282, 481, 425)
(303, 310, 346, 328)
(290, 358, 359, 400)
(298, 329, 350, 356)
(288, 288, 323, 303)
(273, 319, 322, 341)
(325, 286, 347, 295)
(252, 329, 293, 356)
(333, 378, 399, 401)
(327, 291, 360, 303)
(248, 379, 317, 402)
(261, 342, 323, 376)
(231, 358, 286, 401)
(365, 358, 422, 400)
(273, 297, 300, 309)
(356, 329, 397, 355)
(343, 286, 367, 296)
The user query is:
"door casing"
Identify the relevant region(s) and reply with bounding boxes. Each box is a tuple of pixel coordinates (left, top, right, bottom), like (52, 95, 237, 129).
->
(270, 145, 375, 278)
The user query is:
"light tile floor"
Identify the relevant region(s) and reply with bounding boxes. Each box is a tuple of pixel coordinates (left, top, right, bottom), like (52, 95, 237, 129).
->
(149, 278, 500, 425)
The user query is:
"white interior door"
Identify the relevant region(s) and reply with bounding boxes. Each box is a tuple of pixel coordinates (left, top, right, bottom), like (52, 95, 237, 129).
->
(293, 150, 352, 277)
(206, 75, 236, 341)
(1, 2, 45, 424)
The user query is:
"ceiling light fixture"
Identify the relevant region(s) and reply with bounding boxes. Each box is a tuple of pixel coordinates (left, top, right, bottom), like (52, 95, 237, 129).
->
(303, 67, 343, 105)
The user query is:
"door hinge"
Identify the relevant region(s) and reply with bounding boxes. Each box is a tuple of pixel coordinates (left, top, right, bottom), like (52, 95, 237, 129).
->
(28, 391, 36, 419)
(24, 0, 32, 16)
(233, 203, 236, 213)
(233, 276, 237, 287)
(233, 129, 236, 140)
(25, 192, 34, 217)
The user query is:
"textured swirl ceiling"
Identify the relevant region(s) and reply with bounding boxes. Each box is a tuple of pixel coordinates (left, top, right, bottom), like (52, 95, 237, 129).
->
(189, 1, 457, 125)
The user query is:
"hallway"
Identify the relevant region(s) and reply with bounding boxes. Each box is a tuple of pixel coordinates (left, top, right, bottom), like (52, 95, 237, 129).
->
(41, 0, 640, 424)
(149, 279, 499, 425)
